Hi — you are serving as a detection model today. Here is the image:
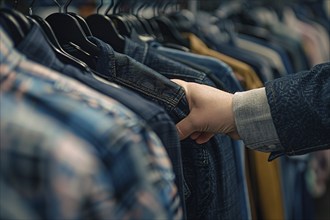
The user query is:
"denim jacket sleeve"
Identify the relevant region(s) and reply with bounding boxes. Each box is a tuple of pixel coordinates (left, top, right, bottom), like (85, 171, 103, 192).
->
(233, 62, 330, 161)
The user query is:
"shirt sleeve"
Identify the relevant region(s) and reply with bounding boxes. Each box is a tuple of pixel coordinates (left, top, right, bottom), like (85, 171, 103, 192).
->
(265, 62, 330, 156)
(232, 88, 284, 152)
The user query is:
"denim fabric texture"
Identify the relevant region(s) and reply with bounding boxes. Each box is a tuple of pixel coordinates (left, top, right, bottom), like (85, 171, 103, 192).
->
(280, 156, 312, 220)
(135, 39, 247, 219)
(15, 24, 185, 215)
(89, 37, 246, 219)
(180, 135, 246, 220)
(158, 54, 229, 91)
(151, 42, 243, 93)
(148, 41, 249, 219)
(266, 62, 330, 159)
(123, 38, 217, 87)
(0, 28, 182, 220)
(87, 37, 185, 112)
(150, 42, 249, 219)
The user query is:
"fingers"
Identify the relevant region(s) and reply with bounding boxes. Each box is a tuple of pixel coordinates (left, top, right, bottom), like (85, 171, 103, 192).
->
(171, 79, 187, 88)
(176, 116, 196, 140)
(171, 79, 216, 144)
(195, 132, 214, 144)
(190, 132, 202, 140)
(172, 79, 195, 140)
(176, 118, 214, 144)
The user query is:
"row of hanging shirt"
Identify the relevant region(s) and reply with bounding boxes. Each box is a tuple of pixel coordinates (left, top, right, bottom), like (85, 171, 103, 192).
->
(0, 0, 329, 219)
(181, 1, 330, 220)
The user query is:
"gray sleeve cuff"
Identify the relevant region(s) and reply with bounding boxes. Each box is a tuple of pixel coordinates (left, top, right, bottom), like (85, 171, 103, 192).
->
(233, 88, 283, 152)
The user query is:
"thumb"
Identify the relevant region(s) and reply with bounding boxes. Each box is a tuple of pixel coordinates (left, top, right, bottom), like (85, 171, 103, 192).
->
(176, 115, 196, 140)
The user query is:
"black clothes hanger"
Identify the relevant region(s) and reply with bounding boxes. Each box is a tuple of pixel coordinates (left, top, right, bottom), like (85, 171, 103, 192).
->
(129, 2, 153, 36)
(148, 0, 190, 48)
(128, 2, 156, 38)
(136, 16, 156, 37)
(152, 15, 190, 48)
(26, 0, 89, 72)
(117, 3, 155, 42)
(142, 1, 166, 42)
(68, 12, 93, 37)
(0, 10, 24, 46)
(118, 2, 143, 35)
(0, 0, 30, 35)
(106, 0, 131, 37)
(45, 0, 99, 69)
(125, 14, 145, 35)
(28, 17, 90, 72)
(146, 6, 165, 42)
(0, 8, 31, 35)
(86, 0, 125, 53)
(27, 0, 62, 50)
(0, 3, 32, 43)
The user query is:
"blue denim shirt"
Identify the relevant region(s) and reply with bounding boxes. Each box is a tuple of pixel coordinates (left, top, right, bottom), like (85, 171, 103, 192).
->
(0, 28, 182, 220)
(150, 42, 243, 93)
(123, 38, 217, 87)
(145, 40, 249, 219)
(15, 24, 185, 215)
(88, 37, 247, 219)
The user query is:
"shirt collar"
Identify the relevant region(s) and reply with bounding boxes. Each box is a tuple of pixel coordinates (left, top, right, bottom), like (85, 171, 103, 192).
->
(16, 24, 64, 71)
(123, 37, 148, 64)
(87, 36, 116, 78)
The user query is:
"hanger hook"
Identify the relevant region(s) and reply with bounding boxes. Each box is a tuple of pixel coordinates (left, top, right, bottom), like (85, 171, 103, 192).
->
(155, 0, 160, 16)
(53, 0, 62, 13)
(162, 1, 171, 15)
(175, 0, 179, 12)
(138, 0, 148, 18)
(105, 0, 114, 15)
(152, 1, 157, 17)
(159, 0, 168, 15)
(96, 0, 103, 14)
(130, 1, 138, 15)
(113, 0, 120, 14)
(13, 0, 18, 10)
(63, 0, 72, 13)
(136, 3, 145, 17)
(29, 0, 36, 15)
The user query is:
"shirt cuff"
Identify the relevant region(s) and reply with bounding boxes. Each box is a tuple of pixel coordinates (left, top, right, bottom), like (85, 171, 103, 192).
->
(233, 88, 283, 152)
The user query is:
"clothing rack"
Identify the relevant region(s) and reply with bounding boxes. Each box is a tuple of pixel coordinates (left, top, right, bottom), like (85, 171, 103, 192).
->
(0, 1, 329, 220)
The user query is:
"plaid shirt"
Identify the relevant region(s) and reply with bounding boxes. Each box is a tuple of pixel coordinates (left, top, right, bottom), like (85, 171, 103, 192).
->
(0, 93, 116, 220)
(0, 28, 182, 220)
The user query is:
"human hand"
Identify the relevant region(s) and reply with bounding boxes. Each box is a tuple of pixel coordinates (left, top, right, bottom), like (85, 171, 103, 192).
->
(171, 79, 240, 144)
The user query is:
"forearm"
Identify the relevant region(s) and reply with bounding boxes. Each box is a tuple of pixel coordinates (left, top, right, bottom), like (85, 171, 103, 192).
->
(233, 63, 330, 157)
(265, 63, 330, 156)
